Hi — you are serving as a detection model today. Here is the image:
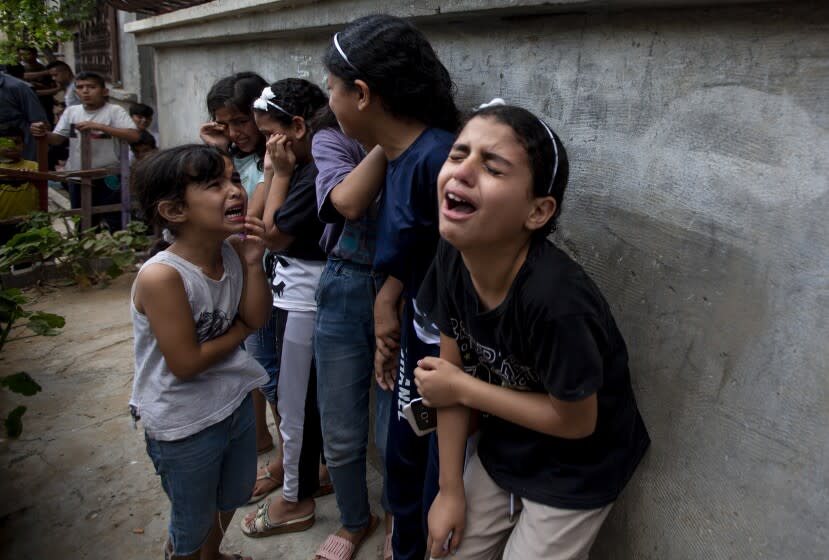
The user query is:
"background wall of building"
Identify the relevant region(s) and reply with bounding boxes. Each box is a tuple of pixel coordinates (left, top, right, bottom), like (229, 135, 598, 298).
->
(131, 2, 828, 557)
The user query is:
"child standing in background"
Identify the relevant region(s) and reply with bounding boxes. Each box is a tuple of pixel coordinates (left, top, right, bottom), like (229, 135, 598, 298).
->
(129, 103, 159, 162)
(130, 145, 269, 560)
(322, 14, 460, 560)
(30, 71, 139, 231)
(415, 103, 650, 559)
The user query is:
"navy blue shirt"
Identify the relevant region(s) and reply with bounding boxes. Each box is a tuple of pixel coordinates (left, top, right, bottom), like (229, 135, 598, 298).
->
(373, 128, 455, 298)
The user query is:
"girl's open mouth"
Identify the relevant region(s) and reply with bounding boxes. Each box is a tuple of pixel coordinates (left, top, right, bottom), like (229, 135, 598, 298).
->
(444, 192, 477, 215)
(225, 205, 244, 221)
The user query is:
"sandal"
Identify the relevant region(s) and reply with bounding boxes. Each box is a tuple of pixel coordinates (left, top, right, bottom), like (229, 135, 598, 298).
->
(248, 462, 283, 504)
(240, 498, 315, 538)
(315, 514, 379, 560)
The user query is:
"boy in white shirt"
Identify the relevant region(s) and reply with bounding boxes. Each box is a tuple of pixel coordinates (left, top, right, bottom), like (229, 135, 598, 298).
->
(31, 71, 139, 230)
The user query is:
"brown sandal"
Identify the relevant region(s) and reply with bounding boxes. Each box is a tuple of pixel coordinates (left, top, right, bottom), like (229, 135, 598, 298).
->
(247, 462, 283, 504)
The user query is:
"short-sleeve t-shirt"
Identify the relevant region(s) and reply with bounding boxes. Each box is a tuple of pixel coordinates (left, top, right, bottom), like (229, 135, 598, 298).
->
(233, 152, 264, 199)
(374, 127, 455, 298)
(271, 161, 326, 312)
(53, 103, 136, 171)
(417, 238, 651, 509)
(312, 127, 377, 264)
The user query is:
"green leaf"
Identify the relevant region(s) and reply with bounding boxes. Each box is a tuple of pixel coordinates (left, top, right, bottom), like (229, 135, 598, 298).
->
(4, 406, 26, 438)
(1, 372, 42, 396)
(26, 311, 65, 336)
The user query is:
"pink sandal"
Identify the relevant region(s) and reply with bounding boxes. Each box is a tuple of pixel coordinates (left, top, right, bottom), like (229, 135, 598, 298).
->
(315, 514, 379, 560)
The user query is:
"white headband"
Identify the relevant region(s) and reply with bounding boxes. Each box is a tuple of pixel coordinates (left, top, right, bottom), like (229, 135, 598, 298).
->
(253, 86, 293, 117)
(333, 32, 360, 72)
(476, 97, 559, 194)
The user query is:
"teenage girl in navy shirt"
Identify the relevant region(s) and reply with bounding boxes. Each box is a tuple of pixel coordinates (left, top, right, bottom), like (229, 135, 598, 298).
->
(320, 14, 460, 560)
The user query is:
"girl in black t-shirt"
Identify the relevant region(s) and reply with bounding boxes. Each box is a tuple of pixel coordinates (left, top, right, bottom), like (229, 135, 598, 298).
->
(240, 79, 331, 539)
(415, 101, 650, 559)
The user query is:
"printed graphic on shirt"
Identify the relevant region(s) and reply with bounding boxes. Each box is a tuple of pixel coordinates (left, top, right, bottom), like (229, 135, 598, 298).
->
(272, 255, 289, 298)
(195, 309, 232, 343)
(449, 317, 536, 390)
(395, 346, 411, 421)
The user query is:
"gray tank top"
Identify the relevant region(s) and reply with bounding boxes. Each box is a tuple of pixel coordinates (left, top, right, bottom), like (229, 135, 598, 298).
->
(129, 241, 267, 441)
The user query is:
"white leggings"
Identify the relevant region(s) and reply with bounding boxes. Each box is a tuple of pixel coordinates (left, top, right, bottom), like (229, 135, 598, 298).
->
(276, 309, 317, 502)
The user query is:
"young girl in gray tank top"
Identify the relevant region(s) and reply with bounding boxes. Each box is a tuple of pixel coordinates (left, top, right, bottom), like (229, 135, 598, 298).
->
(129, 144, 270, 560)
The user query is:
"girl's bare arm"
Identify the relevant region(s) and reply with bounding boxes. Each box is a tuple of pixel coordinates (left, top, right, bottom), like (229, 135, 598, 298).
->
(328, 145, 387, 220)
(135, 263, 252, 380)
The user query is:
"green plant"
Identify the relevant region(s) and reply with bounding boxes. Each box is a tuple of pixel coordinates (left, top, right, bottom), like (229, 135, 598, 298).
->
(0, 212, 150, 285)
(0, 287, 64, 438)
(0, 0, 98, 64)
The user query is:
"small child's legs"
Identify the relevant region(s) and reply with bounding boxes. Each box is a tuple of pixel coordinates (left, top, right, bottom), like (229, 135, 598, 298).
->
(146, 394, 257, 556)
(437, 453, 612, 560)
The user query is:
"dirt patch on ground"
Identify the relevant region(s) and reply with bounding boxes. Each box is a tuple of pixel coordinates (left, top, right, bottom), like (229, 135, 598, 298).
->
(0, 274, 384, 559)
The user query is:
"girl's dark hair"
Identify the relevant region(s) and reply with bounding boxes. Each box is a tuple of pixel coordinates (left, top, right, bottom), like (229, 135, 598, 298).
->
(133, 144, 227, 234)
(471, 105, 569, 238)
(323, 14, 460, 132)
(206, 71, 267, 165)
(253, 78, 328, 131)
(307, 105, 340, 135)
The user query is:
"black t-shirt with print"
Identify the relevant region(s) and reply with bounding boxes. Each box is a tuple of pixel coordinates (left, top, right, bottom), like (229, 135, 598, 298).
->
(417, 238, 650, 509)
(273, 162, 326, 262)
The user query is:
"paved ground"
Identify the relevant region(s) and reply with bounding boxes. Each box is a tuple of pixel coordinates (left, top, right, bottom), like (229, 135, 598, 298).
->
(0, 274, 385, 559)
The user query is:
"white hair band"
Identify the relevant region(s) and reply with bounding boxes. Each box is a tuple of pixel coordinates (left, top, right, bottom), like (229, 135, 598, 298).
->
(475, 98, 560, 194)
(333, 32, 359, 72)
(253, 87, 293, 117)
(537, 119, 560, 194)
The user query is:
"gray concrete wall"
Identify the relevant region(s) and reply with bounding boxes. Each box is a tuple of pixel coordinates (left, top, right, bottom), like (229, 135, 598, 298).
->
(131, 2, 828, 557)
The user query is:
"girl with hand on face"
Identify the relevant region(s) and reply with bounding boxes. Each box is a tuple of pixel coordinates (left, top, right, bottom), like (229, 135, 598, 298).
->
(240, 78, 331, 539)
(200, 71, 282, 469)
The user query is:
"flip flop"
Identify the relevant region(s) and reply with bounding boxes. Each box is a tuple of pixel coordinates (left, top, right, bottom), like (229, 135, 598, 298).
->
(240, 498, 315, 538)
(315, 513, 380, 560)
(248, 462, 283, 504)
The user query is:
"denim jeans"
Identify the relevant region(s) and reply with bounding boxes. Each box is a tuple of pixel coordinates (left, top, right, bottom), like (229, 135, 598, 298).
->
(315, 258, 391, 532)
(145, 394, 256, 556)
(245, 307, 279, 403)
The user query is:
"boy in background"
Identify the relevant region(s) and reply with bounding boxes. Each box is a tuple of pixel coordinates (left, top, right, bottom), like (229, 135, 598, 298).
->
(128, 104, 158, 163)
(30, 71, 139, 231)
(130, 131, 157, 162)
(46, 61, 80, 109)
(0, 124, 39, 244)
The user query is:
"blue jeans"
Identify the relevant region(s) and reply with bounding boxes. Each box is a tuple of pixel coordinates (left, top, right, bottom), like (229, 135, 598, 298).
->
(315, 258, 391, 532)
(245, 307, 279, 403)
(145, 394, 256, 556)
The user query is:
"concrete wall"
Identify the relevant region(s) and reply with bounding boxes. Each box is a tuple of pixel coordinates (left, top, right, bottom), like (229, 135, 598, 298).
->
(129, 1, 828, 557)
